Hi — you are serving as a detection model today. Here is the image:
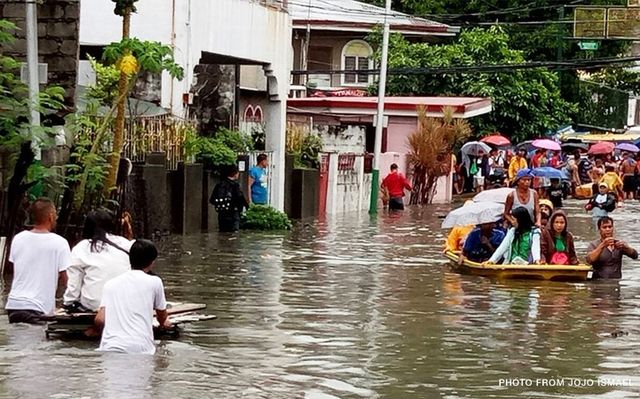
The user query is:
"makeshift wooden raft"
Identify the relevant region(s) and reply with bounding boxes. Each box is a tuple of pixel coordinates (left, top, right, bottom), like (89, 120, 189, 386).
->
(44, 302, 215, 339)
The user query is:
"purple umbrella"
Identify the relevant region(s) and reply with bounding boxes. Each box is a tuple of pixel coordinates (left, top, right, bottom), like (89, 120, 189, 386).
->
(616, 143, 640, 153)
(532, 139, 561, 152)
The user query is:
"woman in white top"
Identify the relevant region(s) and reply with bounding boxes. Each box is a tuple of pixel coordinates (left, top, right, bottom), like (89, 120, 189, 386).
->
(63, 210, 134, 312)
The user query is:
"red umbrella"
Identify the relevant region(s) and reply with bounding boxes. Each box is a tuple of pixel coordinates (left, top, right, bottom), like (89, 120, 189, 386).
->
(480, 134, 511, 147)
(588, 141, 615, 155)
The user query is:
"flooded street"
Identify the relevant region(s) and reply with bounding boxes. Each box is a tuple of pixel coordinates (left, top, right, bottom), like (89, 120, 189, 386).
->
(3, 200, 640, 398)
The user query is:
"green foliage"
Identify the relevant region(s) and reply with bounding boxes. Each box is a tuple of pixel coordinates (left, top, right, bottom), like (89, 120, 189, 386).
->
(111, 0, 137, 17)
(86, 55, 120, 105)
(241, 204, 292, 231)
(361, 0, 628, 62)
(103, 38, 184, 80)
(576, 80, 630, 129)
(585, 68, 640, 96)
(64, 108, 110, 210)
(370, 27, 576, 142)
(215, 127, 254, 153)
(184, 128, 253, 169)
(286, 123, 322, 169)
(199, 138, 237, 169)
(300, 134, 322, 169)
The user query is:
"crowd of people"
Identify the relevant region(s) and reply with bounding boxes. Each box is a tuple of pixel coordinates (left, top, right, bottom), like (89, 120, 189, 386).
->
(446, 168, 639, 279)
(459, 146, 640, 203)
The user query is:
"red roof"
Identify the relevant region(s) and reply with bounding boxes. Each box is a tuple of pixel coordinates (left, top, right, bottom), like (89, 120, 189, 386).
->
(287, 96, 492, 116)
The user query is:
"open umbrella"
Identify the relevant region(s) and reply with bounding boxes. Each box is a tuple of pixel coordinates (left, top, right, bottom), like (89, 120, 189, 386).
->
(531, 167, 565, 179)
(616, 143, 640, 153)
(481, 134, 511, 147)
(561, 142, 589, 152)
(461, 141, 492, 157)
(473, 187, 514, 204)
(588, 142, 615, 155)
(532, 139, 561, 152)
(441, 201, 504, 229)
(516, 140, 534, 153)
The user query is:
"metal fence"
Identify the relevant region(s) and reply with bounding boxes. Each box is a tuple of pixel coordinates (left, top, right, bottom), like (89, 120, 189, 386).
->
(122, 115, 195, 170)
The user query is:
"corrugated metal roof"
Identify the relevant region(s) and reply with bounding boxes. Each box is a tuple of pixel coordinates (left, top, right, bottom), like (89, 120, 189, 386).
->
(288, 0, 458, 36)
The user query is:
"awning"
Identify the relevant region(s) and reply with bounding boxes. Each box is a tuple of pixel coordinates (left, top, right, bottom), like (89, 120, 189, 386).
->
(287, 96, 493, 119)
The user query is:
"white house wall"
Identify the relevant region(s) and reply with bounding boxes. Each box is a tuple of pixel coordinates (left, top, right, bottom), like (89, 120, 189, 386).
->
(314, 125, 366, 153)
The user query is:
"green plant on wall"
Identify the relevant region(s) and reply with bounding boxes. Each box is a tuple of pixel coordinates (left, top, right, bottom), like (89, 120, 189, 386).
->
(184, 128, 254, 171)
(286, 123, 322, 169)
(241, 204, 292, 230)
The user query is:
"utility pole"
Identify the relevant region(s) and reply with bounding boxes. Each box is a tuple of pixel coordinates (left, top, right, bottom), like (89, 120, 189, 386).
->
(25, 0, 41, 159)
(369, 0, 391, 215)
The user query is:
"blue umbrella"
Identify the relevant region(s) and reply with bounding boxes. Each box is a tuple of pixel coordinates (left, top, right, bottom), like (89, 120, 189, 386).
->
(531, 167, 564, 179)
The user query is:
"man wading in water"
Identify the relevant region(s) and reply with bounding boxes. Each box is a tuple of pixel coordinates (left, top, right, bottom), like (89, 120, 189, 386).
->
(586, 217, 638, 279)
(5, 198, 71, 324)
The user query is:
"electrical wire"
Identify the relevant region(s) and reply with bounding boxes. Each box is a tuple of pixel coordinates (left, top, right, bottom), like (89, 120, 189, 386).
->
(290, 55, 640, 76)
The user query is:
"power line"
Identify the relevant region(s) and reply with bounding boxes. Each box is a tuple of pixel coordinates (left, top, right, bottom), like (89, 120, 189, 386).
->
(290, 56, 640, 76)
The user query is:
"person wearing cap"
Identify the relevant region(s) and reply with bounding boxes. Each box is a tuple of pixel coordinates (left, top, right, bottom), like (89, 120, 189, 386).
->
(504, 169, 541, 228)
(508, 149, 528, 184)
(585, 182, 616, 228)
(539, 199, 554, 227)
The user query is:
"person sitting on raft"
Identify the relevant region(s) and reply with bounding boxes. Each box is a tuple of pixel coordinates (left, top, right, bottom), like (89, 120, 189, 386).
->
(504, 169, 541, 227)
(460, 222, 505, 263)
(486, 207, 541, 265)
(540, 211, 579, 265)
(539, 199, 554, 227)
(63, 210, 134, 312)
(443, 200, 474, 253)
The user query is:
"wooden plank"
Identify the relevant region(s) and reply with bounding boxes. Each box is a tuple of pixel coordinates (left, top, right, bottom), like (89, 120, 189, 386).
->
(41, 302, 207, 322)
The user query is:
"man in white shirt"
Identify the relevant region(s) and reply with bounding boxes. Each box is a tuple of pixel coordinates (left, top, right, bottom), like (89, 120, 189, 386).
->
(95, 239, 171, 355)
(6, 198, 71, 323)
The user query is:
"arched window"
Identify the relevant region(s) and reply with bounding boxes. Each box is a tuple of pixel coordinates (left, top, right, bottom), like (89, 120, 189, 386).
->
(253, 106, 263, 123)
(244, 105, 254, 122)
(341, 40, 373, 86)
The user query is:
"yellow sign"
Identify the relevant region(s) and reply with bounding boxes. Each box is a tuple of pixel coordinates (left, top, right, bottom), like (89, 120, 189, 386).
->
(573, 8, 607, 38)
(607, 8, 640, 38)
(629, 0, 640, 7)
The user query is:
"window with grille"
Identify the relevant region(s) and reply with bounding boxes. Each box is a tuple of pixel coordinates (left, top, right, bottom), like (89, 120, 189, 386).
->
(342, 40, 372, 86)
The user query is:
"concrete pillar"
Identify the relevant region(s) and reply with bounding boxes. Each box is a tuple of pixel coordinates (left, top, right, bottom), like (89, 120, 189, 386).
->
(356, 155, 365, 211)
(263, 55, 289, 212)
(326, 152, 339, 215)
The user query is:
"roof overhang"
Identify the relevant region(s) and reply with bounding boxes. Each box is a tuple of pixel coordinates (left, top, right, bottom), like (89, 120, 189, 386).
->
(287, 96, 492, 119)
(292, 20, 459, 37)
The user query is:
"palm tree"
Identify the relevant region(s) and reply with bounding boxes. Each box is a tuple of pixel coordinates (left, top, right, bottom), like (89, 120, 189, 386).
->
(407, 106, 472, 205)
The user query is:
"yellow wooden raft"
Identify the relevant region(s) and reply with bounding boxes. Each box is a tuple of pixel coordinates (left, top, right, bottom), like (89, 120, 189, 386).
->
(444, 251, 593, 281)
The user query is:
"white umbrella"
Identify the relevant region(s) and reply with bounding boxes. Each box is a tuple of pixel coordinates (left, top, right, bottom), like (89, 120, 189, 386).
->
(461, 141, 492, 157)
(472, 187, 514, 204)
(442, 201, 505, 229)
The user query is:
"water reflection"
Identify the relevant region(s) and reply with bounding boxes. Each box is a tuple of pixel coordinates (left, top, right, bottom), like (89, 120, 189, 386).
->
(0, 200, 639, 397)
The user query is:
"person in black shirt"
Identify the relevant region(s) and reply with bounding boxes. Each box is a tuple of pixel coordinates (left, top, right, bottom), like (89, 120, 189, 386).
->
(210, 165, 249, 232)
(545, 178, 564, 208)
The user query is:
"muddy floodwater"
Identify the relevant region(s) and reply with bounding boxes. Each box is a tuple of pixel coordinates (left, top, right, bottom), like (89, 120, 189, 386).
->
(2, 199, 640, 398)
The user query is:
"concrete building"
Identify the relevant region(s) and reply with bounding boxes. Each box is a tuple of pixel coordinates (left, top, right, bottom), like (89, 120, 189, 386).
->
(0, 0, 80, 105)
(288, 0, 458, 96)
(285, 1, 490, 211)
(79, 0, 291, 210)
